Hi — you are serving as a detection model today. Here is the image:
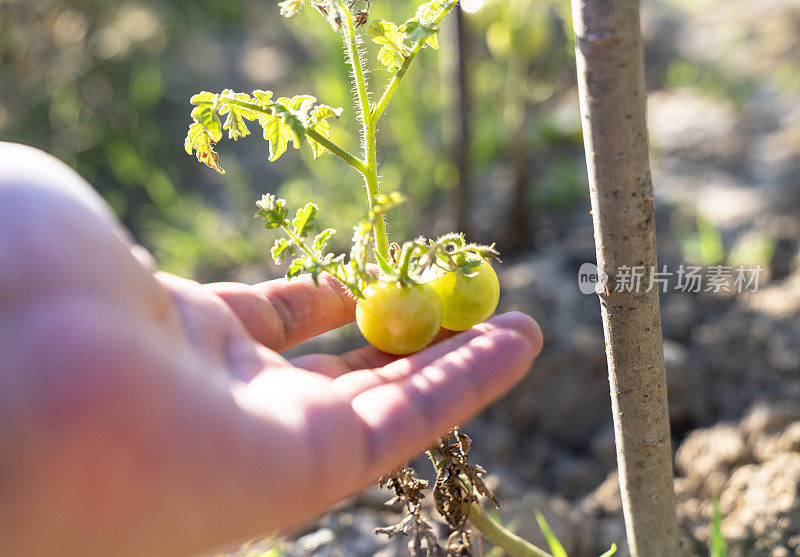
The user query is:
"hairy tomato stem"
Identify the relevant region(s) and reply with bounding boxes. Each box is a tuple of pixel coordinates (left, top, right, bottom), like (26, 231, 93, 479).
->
(340, 2, 390, 260)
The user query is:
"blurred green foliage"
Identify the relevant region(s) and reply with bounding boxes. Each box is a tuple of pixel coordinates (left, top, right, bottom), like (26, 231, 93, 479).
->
(664, 58, 756, 106)
(673, 214, 726, 267)
(0, 0, 584, 281)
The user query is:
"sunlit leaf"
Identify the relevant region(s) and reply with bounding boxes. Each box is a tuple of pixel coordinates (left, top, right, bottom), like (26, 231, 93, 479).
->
(218, 89, 256, 140)
(286, 257, 308, 279)
(271, 237, 295, 263)
(184, 123, 224, 174)
(261, 114, 290, 162)
(286, 94, 317, 111)
(189, 91, 222, 142)
(252, 89, 274, 108)
(313, 228, 336, 255)
(401, 20, 436, 45)
(368, 20, 407, 72)
(416, 0, 448, 26)
(292, 202, 319, 238)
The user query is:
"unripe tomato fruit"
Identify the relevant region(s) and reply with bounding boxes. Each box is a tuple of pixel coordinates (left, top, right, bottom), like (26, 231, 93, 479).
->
(431, 261, 500, 331)
(356, 281, 443, 355)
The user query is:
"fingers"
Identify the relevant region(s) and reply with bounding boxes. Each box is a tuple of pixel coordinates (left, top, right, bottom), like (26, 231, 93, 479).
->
(332, 312, 541, 397)
(290, 347, 398, 378)
(206, 274, 357, 352)
(343, 311, 542, 477)
(291, 312, 520, 378)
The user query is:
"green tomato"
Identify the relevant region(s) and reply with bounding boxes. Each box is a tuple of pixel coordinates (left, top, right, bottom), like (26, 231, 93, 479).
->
(356, 281, 443, 355)
(431, 261, 500, 331)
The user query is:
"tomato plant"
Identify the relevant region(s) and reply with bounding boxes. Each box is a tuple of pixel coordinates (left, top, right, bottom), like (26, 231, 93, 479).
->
(432, 260, 500, 331)
(179, 3, 608, 556)
(183, 0, 499, 354)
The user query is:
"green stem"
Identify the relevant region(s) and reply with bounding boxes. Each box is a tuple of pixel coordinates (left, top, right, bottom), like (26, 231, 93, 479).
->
(397, 243, 416, 279)
(370, 0, 459, 123)
(305, 128, 368, 174)
(340, 2, 390, 260)
(467, 503, 553, 557)
(224, 98, 368, 175)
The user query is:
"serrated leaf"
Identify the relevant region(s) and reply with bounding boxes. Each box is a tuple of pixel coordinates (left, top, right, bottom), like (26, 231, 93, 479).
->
(252, 89, 274, 108)
(401, 20, 436, 44)
(220, 90, 256, 118)
(281, 111, 306, 149)
(368, 20, 407, 72)
(367, 20, 402, 47)
(286, 94, 317, 111)
(220, 108, 251, 140)
(416, 0, 447, 26)
(313, 228, 336, 255)
(218, 90, 256, 140)
(292, 202, 319, 238)
(286, 257, 307, 279)
(271, 237, 295, 263)
(189, 92, 223, 142)
(184, 122, 224, 174)
(311, 104, 343, 121)
(306, 104, 342, 158)
(261, 114, 290, 162)
(306, 122, 329, 159)
(377, 47, 405, 73)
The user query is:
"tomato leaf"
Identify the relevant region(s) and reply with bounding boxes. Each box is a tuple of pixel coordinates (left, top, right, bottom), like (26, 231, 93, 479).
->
(368, 20, 407, 72)
(286, 257, 308, 280)
(255, 194, 289, 228)
(292, 202, 319, 238)
(218, 89, 256, 140)
(400, 20, 437, 49)
(313, 228, 336, 256)
(184, 122, 224, 174)
(306, 104, 343, 158)
(189, 91, 223, 142)
(261, 113, 291, 162)
(271, 237, 296, 263)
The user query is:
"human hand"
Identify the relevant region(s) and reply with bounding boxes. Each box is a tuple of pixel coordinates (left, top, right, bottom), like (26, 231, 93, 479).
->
(0, 143, 542, 556)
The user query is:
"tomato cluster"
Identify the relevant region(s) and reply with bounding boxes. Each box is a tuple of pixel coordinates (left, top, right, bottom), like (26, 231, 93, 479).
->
(356, 261, 500, 355)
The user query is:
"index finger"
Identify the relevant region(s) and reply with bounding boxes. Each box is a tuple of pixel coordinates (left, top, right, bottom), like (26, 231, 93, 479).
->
(206, 274, 357, 352)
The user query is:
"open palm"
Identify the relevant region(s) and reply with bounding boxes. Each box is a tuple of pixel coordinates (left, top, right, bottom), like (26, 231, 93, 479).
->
(0, 143, 542, 556)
